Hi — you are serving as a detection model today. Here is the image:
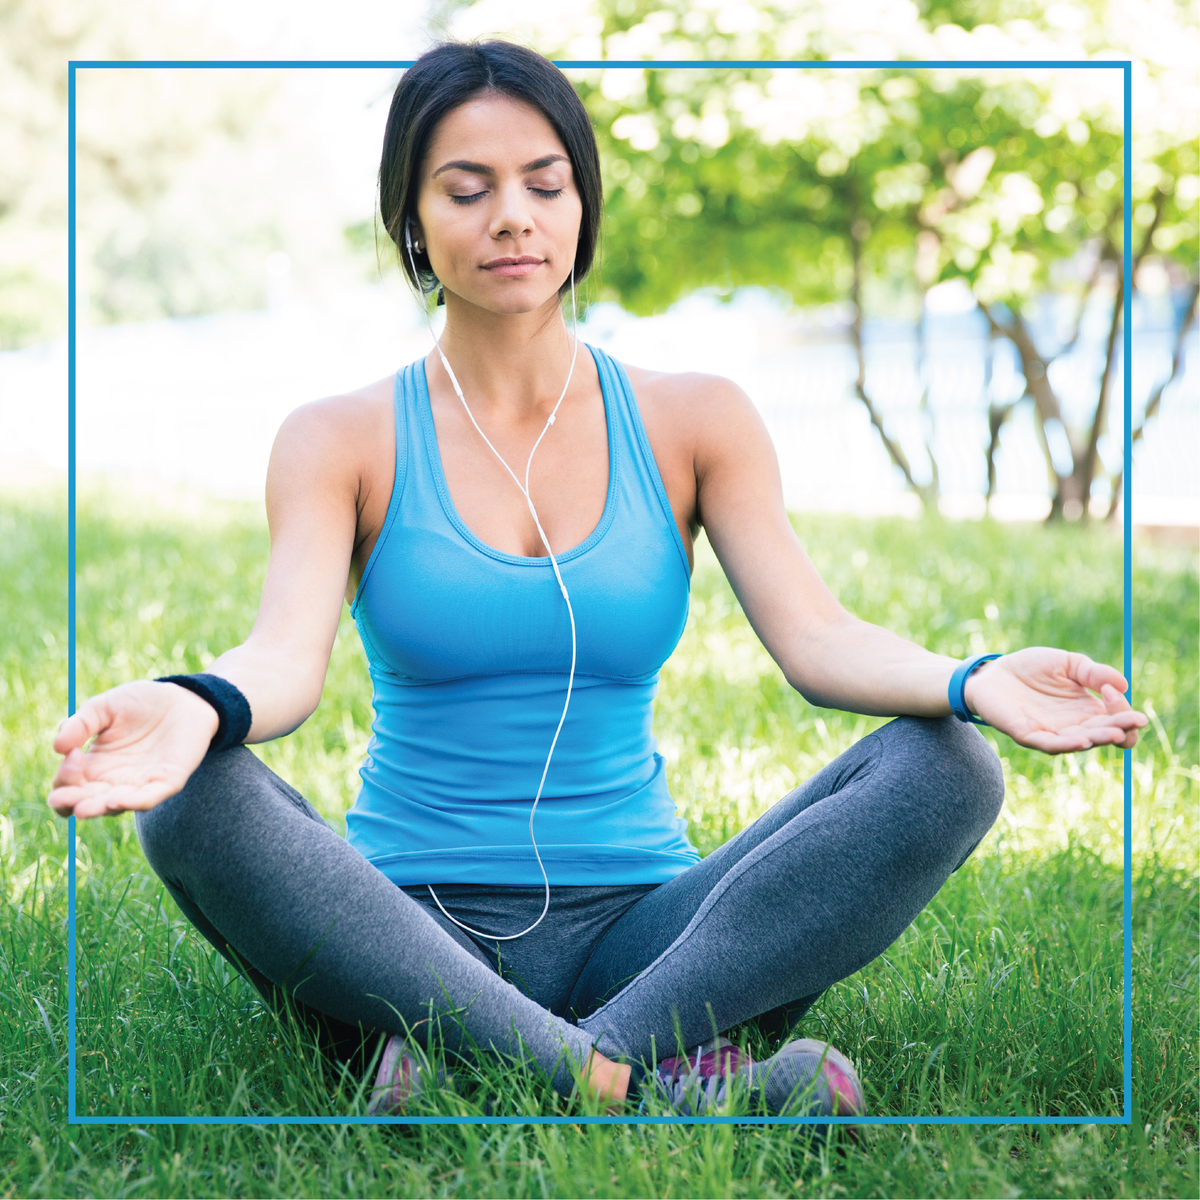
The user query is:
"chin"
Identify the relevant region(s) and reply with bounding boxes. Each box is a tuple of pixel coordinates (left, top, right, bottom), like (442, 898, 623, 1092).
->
(462, 285, 563, 317)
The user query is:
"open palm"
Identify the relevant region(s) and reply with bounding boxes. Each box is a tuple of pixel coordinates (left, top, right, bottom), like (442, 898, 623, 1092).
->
(48, 682, 219, 820)
(965, 648, 1147, 753)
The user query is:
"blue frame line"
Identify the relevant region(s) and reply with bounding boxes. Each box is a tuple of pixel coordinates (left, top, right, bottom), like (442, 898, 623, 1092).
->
(67, 59, 78, 1128)
(66, 57, 1133, 1130)
(1121, 60, 1133, 1127)
(66, 1114, 1129, 1127)
(66, 58, 1127, 70)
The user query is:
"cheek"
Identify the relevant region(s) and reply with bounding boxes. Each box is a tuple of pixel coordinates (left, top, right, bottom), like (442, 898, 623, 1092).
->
(430, 209, 485, 270)
(551, 196, 585, 248)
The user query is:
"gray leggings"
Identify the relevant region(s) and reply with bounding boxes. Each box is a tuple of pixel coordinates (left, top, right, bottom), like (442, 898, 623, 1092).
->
(135, 716, 1004, 1095)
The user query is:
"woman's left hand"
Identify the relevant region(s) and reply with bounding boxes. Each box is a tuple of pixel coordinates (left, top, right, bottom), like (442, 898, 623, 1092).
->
(963, 648, 1148, 753)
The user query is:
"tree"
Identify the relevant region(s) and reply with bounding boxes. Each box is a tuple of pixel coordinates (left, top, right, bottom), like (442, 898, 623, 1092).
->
(454, 0, 1200, 519)
(0, 0, 289, 347)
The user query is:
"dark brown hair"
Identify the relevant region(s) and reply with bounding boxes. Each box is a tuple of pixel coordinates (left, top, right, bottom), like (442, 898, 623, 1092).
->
(379, 41, 602, 297)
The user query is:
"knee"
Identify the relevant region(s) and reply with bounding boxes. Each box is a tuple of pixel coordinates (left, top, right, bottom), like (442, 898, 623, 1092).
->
(881, 715, 1005, 849)
(135, 746, 259, 881)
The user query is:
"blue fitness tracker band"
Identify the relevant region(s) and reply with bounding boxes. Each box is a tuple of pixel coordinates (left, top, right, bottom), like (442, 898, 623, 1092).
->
(948, 653, 1002, 725)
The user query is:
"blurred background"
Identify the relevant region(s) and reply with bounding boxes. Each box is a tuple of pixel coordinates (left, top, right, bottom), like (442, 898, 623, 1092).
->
(1, 0, 1196, 530)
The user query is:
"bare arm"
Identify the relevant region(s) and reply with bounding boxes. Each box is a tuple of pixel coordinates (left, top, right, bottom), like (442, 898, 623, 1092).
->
(49, 396, 368, 818)
(685, 376, 1146, 752)
(204, 399, 362, 740)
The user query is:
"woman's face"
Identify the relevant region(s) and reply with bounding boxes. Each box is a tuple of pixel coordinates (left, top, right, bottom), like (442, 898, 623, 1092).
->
(413, 92, 583, 317)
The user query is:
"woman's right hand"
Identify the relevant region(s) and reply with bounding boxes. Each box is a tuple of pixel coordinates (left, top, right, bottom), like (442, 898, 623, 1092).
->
(47, 388, 380, 822)
(48, 681, 220, 820)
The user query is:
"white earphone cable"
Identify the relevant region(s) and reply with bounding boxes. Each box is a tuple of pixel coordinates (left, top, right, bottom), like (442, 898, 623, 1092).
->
(406, 224, 578, 941)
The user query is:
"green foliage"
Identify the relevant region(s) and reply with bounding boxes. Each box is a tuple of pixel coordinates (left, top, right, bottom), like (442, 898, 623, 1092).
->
(0, 0, 290, 345)
(576, 51, 1189, 313)
(1, 487, 1196, 1196)
(554, 1, 1198, 514)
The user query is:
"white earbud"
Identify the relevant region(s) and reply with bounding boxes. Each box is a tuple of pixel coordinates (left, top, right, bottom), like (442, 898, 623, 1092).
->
(406, 217, 580, 941)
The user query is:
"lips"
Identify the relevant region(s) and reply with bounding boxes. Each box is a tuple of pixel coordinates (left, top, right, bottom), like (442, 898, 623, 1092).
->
(482, 256, 543, 278)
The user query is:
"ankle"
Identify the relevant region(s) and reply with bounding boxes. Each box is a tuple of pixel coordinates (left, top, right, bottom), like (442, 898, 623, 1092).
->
(585, 1051, 631, 1110)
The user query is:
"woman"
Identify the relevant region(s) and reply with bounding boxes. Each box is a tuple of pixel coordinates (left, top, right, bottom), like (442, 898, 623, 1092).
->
(49, 42, 1145, 1119)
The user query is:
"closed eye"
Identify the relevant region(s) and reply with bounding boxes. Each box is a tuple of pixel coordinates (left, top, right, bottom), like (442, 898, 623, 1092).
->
(449, 187, 563, 205)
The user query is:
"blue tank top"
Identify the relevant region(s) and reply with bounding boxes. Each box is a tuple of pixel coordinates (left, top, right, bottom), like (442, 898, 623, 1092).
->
(345, 344, 700, 886)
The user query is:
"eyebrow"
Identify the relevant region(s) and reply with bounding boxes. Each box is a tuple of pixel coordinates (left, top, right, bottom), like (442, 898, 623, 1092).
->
(431, 153, 570, 178)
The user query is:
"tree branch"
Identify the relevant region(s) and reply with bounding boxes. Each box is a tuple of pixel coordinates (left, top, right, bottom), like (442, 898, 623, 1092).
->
(1106, 281, 1199, 520)
(1082, 188, 1168, 517)
(850, 211, 935, 507)
(979, 301, 1078, 513)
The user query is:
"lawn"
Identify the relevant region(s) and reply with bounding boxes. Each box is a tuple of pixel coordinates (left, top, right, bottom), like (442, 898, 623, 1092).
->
(1, 483, 1196, 1198)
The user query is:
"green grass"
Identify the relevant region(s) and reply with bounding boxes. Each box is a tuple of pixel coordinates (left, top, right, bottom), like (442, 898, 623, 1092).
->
(1, 482, 1196, 1197)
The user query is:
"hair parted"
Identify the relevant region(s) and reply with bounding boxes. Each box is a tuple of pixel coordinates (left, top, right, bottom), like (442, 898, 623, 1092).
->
(379, 41, 602, 299)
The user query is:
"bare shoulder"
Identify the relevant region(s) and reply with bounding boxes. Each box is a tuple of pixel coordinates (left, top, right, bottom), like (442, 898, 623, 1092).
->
(270, 376, 391, 484)
(614, 361, 776, 540)
(620, 363, 757, 427)
(618, 361, 773, 472)
(272, 376, 393, 463)
(267, 375, 396, 520)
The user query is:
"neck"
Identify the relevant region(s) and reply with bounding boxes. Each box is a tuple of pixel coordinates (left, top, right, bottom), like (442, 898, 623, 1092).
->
(430, 290, 577, 419)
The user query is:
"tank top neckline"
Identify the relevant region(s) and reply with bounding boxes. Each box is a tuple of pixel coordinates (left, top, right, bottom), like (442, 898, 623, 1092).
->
(415, 342, 620, 568)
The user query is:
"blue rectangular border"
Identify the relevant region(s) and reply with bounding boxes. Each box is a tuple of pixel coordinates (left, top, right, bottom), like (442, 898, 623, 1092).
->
(66, 57, 1134, 1128)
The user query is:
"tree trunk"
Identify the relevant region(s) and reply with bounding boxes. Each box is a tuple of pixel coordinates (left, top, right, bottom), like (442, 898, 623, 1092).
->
(1079, 190, 1167, 519)
(979, 303, 1083, 519)
(849, 215, 937, 509)
(982, 325, 1016, 508)
(974, 197, 1164, 522)
(1077, 263, 1124, 518)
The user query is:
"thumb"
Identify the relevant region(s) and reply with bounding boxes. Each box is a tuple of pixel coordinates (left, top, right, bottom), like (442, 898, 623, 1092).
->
(53, 709, 99, 755)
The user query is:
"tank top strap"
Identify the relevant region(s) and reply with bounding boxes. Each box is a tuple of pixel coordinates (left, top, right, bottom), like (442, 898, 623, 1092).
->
(588, 345, 691, 584)
(396, 355, 460, 544)
(349, 364, 413, 615)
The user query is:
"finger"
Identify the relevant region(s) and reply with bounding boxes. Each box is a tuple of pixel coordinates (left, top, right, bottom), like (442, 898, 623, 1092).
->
(72, 783, 173, 818)
(73, 796, 130, 820)
(1014, 728, 1094, 754)
(1086, 704, 1147, 730)
(1078, 726, 1136, 748)
(1070, 656, 1128, 696)
(47, 782, 93, 815)
(69, 774, 183, 818)
(1099, 684, 1148, 722)
(52, 702, 110, 755)
(50, 746, 85, 791)
(52, 713, 91, 755)
(1016, 722, 1134, 754)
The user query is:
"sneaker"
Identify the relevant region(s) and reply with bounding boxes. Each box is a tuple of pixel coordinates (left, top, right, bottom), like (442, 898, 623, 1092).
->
(646, 1035, 864, 1126)
(648, 1036, 747, 1115)
(754, 1038, 864, 1122)
(366, 1034, 446, 1116)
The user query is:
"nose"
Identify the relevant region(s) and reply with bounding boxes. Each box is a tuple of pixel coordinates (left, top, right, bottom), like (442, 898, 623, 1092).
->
(489, 179, 535, 241)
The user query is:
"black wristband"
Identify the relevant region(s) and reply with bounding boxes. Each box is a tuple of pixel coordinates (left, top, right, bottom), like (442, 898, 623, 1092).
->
(157, 673, 253, 752)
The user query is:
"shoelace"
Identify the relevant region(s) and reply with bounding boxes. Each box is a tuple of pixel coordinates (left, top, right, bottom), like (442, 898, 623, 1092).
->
(663, 1070, 731, 1115)
(642, 1060, 748, 1116)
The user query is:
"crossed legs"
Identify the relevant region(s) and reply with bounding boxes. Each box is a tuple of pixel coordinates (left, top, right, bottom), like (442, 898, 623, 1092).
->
(135, 716, 1004, 1097)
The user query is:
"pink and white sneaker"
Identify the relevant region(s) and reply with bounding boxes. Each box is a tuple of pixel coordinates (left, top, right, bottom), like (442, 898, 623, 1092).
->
(366, 1035, 446, 1116)
(647, 1035, 864, 1131)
